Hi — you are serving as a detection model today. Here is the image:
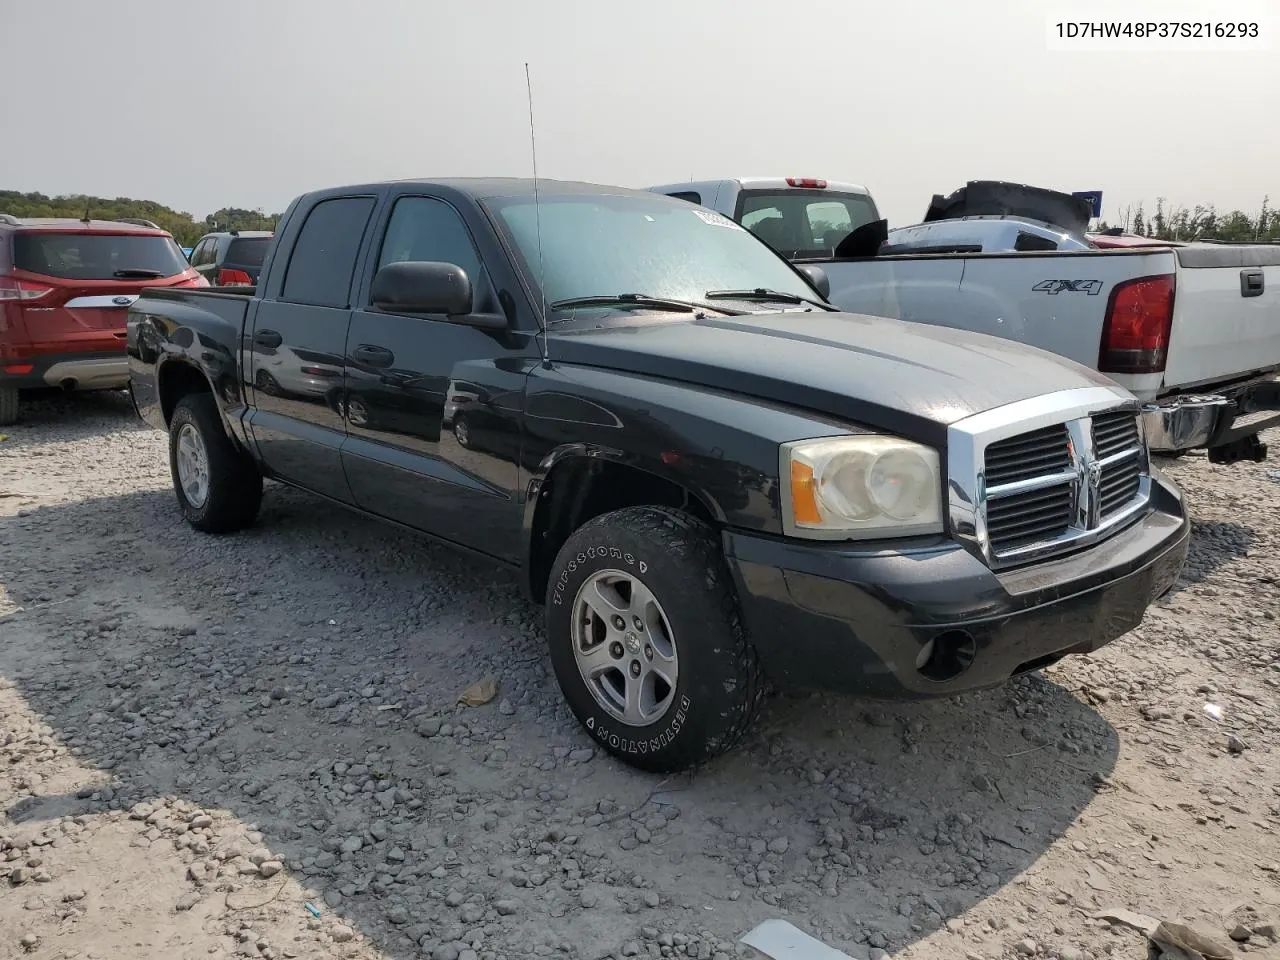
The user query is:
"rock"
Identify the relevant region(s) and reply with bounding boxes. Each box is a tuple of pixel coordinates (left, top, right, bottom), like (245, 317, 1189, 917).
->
(1142, 705, 1173, 721)
(19, 933, 40, 951)
(340, 836, 363, 854)
(330, 925, 355, 943)
(569, 748, 595, 763)
(258, 860, 283, 878)
(1253, 922, 1279, 941)
(644, 891, 661, 908)
(494, 899, 520, 916)
(622, 943, 641, 957)
(1016, 939, 1037, 956)
(1227, 734, 1248, 754)
(386, 905, 409, 924)
(417, 718, 442, 738)
(768, 837, 789, 855)
(433, 945, 460, 960)
(1230, 924, 1252, 943)
(1057, 948, 1084, 960)
(175, 891, 201, 912)
(370, 820, 389, 842)
(248, 847, 271, 866)
(581, 890, 600, 909)
(189, 814, 214, 829)
(499, 699, 516, 716)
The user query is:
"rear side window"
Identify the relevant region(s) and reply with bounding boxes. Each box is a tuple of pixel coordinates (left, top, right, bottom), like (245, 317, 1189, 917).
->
(13, 232, 189, 280)
(666, 191, 703, 205)
(737, 190, 879, 259)
(281, 197, 376, 307)
(226, 237, 269, 267)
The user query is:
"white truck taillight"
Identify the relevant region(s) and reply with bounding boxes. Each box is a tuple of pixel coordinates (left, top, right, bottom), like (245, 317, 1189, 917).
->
(1098, 274, 1175, 375)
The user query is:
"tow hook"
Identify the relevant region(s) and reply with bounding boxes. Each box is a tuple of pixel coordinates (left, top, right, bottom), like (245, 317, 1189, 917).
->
(1208, 434, 1269, 465)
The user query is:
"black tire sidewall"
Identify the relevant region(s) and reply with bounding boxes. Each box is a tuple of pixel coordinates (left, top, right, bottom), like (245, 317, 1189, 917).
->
(169, 401, 217, 527)
(545, 514, 747, 771)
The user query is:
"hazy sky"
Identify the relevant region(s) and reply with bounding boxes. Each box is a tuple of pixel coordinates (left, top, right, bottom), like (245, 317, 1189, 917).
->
(4, 0, 1277, 226)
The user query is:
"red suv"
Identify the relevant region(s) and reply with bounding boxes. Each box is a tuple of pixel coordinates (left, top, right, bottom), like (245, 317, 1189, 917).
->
(0, 215, 208, 424)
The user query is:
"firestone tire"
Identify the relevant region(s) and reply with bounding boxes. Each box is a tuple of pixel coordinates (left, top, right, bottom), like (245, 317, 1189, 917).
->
(168, 392, 263, 534)
(0, 386, 18, 426)
(545, 505, 767, 773)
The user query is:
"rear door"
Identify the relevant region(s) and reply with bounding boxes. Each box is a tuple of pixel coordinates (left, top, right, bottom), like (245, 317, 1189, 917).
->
(189, 237, 219, 284)
(1162, 245, 1280, 389)
(339, 192, 533, 562)
(245, 194, 379, 502)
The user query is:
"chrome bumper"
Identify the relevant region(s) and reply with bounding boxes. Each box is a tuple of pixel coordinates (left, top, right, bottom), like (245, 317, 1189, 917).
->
(1142, 396, 1231, 451)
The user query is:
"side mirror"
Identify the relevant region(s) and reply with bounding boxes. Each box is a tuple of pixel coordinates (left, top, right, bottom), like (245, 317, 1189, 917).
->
(372, 261, 473, 316)
(797, 264, 830, 299)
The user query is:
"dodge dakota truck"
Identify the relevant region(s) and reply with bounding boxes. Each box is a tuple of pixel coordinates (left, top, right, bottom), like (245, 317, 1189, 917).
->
(127, 179, 1189, 772)
(648, 177, 1280, 464)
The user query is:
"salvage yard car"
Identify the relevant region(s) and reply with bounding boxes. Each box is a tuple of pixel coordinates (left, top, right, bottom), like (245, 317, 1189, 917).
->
(0, 214, 207, 425)
(649, 177, 1280, 465)
(126, 179, 1190, 772)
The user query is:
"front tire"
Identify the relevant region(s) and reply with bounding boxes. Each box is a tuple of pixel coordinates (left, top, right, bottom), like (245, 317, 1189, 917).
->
(0, 386, 18, 426)
(169, 393, 263, 534)
(545, 506, 766, 773)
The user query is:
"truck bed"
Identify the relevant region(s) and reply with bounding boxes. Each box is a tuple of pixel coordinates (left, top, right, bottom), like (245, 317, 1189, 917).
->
(820, 244, 1280, 402)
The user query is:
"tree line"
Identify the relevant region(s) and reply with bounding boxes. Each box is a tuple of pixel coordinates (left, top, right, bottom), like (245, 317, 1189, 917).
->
(0, 191, 281, 246)
(1099, 197, 1278, 242)
(5, 188, 1278, 246)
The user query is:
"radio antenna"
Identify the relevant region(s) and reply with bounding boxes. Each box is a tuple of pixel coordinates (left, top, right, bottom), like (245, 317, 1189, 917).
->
(525, 62, 550, 366)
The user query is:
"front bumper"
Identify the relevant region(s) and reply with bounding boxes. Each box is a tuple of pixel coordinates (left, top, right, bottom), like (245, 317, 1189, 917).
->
(1143, 376, 1280, 452)
(1, 352, 128, 391)
(723, 474, 1189, 698)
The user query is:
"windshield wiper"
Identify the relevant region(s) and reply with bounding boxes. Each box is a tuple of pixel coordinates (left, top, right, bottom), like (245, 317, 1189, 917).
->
(548, 293, 744, 318)
(113, 268, 166, 279)
(705, 288, 836, 311)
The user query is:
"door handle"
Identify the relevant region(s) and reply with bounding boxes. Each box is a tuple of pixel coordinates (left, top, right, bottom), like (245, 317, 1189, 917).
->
(254, 329, 283, 348)
(352, 344, 395, 368)
(1241, 269, 1265, 298)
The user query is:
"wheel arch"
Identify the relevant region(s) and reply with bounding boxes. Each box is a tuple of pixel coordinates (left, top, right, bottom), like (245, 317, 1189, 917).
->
(522, 445, 723, 604)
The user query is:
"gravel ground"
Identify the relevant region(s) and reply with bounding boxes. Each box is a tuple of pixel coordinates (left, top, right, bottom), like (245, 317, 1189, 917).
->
(1, 391, 1278, 960)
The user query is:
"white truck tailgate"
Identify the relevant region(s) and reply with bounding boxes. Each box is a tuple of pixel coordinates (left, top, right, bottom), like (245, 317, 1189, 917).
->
(1163, 245, 1280, 389)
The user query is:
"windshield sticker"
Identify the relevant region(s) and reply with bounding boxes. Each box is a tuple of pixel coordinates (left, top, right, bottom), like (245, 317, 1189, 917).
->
(691, 209, 739, 229)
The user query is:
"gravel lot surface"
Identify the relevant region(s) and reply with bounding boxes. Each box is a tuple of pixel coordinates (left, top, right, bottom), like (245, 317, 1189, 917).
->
(1, 392, 1278, 960)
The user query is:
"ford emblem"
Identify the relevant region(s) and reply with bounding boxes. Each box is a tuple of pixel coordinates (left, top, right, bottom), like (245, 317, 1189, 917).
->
(112, 296, 133, 306)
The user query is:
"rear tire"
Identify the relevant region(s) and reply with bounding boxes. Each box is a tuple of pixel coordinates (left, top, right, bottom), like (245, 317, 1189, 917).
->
(169, 392, 263, 534)
(0, 386, 18, 426)
(545, 506, 767, 773)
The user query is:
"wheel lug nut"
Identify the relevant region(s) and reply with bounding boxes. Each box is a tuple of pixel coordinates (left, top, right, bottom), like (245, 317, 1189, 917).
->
(610, 642, 624, 659)
(629, 660, 642, 678)
(632, 616, 644, 631)
(612, 615, 626, 630)
(644, 644, 653, 660)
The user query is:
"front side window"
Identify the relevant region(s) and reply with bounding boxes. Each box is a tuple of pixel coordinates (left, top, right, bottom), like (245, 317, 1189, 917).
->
(485, 192, 816, 320)
(281, 196, 376, 307)
(376, 196, 483, 286)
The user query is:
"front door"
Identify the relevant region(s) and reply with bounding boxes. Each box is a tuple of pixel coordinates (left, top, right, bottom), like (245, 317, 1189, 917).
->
(339, 194, 537, 563)
(245, 194, 378, 503)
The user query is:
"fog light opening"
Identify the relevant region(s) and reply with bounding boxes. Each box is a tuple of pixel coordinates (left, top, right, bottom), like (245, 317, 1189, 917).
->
(916, 630, 977, 683)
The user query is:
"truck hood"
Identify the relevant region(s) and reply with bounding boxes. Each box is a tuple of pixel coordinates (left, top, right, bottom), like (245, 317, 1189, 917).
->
(548, 311, 1118, 443)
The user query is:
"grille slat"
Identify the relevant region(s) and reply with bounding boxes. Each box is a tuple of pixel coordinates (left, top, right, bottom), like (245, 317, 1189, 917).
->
(1092, 411, 1140, 461)
(1095, 412, 1143, 518)
(985, 425, 1071, 488)
(987, 485, 1075, 550)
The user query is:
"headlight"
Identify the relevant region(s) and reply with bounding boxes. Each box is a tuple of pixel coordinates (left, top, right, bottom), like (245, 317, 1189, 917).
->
(780, 435, 944, 539)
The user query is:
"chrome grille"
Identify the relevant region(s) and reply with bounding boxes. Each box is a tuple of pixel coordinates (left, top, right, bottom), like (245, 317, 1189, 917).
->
(1093, 411, 1143, 518)
(948, 389, 1152, 570)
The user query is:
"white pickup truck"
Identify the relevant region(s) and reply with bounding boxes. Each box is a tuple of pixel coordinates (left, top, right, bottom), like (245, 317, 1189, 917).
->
(647, 177, 1280, 464)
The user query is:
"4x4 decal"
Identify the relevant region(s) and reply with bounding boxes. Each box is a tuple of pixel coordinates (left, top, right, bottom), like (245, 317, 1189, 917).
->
(1033, 279, 1104, 295)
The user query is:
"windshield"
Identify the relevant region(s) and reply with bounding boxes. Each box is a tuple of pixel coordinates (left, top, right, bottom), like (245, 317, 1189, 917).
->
(737, 189, 880, 259)
(13, 232, 189, 280)
(484, 193, 818, 319)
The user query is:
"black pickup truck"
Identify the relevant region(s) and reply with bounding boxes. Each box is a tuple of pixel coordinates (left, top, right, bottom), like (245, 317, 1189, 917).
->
(127, 179, 1190, 772)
